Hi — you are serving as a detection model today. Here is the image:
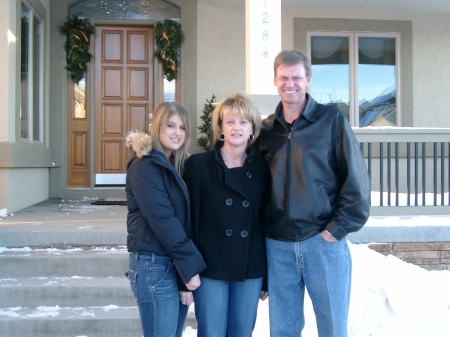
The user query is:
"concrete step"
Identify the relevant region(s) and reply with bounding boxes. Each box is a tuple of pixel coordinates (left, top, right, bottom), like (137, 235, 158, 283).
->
(0, 247, 128, 277)
(0, 201, 198, 336)
(0, 306, 143, 337)
(0, 306, 197, 337)
(0, 277, 135, 307)
(0, 228, 126, 248)
(0, 200, 127, 248)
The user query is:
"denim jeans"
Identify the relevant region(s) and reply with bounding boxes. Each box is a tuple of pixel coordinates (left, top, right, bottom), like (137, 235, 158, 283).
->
(126, 252, 188, 337)
(266, 235, 352, 337)
(194, 277, 263, 337)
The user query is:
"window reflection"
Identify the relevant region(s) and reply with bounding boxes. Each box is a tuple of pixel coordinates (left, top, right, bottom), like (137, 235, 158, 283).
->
(21, 3, 30, 139)
(310, 34, 399, 127)
(311, 36, 350, 120)
(358, 37, 396, 127)
(74, 77, 86, 118)
(163, 75, 175, 102)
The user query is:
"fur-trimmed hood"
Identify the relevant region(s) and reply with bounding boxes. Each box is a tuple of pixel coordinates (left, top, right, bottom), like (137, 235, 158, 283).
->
(125, 131, 152, 158)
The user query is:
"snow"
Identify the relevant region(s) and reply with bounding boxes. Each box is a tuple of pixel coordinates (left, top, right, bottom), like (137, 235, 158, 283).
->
(0, 238, 448, 337)
(182, 232, 450, 337)
(1, 201, 449, 336)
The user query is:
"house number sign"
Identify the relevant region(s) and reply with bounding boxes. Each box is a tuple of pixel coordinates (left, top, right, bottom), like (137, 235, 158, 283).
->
(246, 0, 280, 94)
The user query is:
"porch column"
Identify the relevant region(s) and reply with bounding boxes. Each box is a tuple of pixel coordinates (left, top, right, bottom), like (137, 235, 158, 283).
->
(245, 0, 281, 95)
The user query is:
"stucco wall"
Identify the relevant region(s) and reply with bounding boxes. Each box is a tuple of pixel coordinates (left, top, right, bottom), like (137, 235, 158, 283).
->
(412, 15, 450, 127)
(193, 0, 247, 152)
(0, 0, 51, 214)
(6, 0, 448, 211)
(282, 8, 450, 128)
(8, 168, 49, 213)
(193, 4, 450, 133)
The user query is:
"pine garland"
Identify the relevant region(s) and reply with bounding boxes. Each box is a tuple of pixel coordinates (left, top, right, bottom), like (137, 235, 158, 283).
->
(197, 95, 217, 151)
(59, 14, 95, 84)
(154, 19, 184, 81)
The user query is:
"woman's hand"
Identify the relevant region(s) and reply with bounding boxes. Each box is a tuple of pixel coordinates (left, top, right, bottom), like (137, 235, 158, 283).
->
(180, 291, 194, 306)
(185, 274, 201, 291)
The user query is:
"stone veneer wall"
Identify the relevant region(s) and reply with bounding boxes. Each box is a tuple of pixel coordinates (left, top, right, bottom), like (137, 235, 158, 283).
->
(367, 242, 450, 271)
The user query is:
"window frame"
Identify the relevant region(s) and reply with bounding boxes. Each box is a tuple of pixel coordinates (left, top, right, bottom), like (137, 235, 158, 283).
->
(307, 30, 402, 127)
(20, 0, 45, 145)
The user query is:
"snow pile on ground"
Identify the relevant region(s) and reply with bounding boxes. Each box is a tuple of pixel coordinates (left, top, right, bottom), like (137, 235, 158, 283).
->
(183, 241, 450, 337)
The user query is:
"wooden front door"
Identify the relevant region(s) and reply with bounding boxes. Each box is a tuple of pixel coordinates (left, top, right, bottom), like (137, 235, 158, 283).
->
(94, 25, 153, 185)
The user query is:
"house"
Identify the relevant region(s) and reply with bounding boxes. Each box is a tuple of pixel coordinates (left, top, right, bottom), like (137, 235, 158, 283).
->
(1, 0, 450, 213)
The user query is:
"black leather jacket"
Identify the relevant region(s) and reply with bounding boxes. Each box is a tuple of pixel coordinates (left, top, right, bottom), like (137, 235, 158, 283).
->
(254, 94, 370, 241)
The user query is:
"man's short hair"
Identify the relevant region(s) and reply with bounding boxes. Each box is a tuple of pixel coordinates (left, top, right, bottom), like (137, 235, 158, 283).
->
(274, 49, 312, 78)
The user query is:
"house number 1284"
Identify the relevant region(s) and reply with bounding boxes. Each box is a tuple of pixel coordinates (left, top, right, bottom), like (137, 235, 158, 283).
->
(261, 0, 269, 58)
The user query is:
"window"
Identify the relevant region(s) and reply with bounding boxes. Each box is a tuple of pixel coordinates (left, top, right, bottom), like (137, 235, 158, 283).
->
(163, 75, 176, 102)
(21, 1, 43, 142)
(308, 32, 400, 127)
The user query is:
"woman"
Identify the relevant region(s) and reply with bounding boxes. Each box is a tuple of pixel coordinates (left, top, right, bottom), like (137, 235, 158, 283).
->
(125, 102, 206, 337)
(183, 92, 270, 337)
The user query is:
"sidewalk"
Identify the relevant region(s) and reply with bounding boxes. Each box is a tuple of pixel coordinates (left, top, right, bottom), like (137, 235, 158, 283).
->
(0, 198, 127, 248)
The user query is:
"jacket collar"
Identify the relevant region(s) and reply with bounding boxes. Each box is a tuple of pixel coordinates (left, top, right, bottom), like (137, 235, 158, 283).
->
(213, 141, 254, 169)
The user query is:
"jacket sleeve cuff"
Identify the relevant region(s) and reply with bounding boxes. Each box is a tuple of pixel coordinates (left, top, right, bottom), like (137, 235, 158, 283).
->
(326, 220, 348, 241)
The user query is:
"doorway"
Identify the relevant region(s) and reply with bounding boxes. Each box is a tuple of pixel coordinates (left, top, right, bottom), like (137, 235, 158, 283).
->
(93, 25, 154, 186)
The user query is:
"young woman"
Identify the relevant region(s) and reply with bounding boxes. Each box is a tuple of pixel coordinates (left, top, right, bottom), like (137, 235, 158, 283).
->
(125, 102, 205, 337)
(183, 93, 270, 337)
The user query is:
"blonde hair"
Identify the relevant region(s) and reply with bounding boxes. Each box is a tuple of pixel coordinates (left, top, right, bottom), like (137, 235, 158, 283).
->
(150, 102, 190, 174)
(211, 92, 261, 146)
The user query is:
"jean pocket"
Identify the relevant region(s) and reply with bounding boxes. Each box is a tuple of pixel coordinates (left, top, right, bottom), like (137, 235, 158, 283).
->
(126, 269, 139, 301)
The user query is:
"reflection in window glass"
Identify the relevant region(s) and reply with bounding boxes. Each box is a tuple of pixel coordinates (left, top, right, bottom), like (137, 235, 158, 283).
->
(21, 3, 30, 139)
(163, 76, 176, 102)
(309, 33, 399, 127)
(32, 16, 41, 140)
(20, 1, 43, 141)
(311, 36, 350, 120)
(358, 37, 396, 127)
(74, 77, 86, 118)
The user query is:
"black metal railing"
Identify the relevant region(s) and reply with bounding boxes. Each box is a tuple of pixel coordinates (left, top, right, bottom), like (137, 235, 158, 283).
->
(353, 128, 450, 216)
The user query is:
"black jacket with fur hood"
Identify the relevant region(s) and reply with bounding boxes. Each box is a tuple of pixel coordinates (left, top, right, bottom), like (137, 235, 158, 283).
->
(125, 131, 205, 285)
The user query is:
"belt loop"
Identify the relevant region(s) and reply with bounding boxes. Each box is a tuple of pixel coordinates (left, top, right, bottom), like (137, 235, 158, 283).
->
(135, 252, 139, 260)
(151, 253, 156, 262)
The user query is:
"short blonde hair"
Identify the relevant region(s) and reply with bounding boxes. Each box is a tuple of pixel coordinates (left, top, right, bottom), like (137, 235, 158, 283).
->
(151, 102, 190, 174)
(211, 92, 261, 146)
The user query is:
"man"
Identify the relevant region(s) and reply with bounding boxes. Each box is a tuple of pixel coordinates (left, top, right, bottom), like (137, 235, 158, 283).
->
(254, 49, 371, 337)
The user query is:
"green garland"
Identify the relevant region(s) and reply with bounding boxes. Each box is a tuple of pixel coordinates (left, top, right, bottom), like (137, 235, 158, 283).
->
(154, 19, 184, 82)
(59, 14, 95, 84)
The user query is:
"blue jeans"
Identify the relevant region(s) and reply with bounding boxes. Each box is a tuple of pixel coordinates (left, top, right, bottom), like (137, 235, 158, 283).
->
(126, 252, 188, 337)
(266, 235, 352, 337)
(194, 277, 263, 337)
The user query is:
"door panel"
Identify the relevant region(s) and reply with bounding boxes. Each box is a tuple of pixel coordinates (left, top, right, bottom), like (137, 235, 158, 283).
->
(94, 26, 153, 180)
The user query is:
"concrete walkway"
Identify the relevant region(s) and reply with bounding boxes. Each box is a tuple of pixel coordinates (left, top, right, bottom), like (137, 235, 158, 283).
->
(0, 198, 127, 248)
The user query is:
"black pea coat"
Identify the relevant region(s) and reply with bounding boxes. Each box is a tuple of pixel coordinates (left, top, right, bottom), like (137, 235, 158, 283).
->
(183, 142, 271, 282)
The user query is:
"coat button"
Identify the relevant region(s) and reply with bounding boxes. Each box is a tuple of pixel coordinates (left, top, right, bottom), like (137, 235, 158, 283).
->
(225, 229, 233, 236)
(246, 172, 252, 179)
(225, 198, 233, 206)
(240, 230, 248, 238)
(242, 200, 250, 207)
